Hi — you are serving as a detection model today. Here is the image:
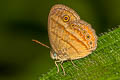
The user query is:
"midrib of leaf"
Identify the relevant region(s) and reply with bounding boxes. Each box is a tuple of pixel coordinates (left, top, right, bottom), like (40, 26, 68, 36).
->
(39, 27, 120, 80)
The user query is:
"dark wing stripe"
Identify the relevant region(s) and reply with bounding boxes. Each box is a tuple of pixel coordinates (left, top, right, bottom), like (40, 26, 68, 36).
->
(51, 31, 79, 54)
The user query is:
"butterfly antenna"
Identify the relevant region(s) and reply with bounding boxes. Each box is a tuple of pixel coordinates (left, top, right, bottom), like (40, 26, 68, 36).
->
(32, 39, 50, 49)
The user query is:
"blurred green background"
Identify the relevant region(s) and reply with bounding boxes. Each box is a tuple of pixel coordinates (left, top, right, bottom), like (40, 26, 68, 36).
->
(0, 0, 120, 80)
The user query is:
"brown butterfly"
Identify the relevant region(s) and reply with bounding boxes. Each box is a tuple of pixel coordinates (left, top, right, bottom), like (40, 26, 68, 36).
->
(32, 4, 97, 75)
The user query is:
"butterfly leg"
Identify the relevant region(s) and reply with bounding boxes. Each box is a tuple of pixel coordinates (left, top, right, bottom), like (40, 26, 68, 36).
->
(55, 61, 61, 73)
(60, 61, 66, 75)
(71, 60, 79, 70)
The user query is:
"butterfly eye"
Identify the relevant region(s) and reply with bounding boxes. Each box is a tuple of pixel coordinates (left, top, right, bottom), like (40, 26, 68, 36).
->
(63, 15, 70, 22)
(53, 53, 57, 57)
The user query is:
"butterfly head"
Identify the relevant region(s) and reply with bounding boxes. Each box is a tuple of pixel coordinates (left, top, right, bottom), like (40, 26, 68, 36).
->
(50, 50, 58, 60)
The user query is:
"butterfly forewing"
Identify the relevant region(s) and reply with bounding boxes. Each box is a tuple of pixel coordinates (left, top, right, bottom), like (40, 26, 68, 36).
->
(48, 4, 97, 61)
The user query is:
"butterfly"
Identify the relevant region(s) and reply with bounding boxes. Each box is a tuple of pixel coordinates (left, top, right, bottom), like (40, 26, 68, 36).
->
(32, 4, 97, 75)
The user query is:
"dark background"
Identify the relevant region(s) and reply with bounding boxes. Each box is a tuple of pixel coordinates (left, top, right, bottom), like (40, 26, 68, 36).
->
(0, 0, 120, 80)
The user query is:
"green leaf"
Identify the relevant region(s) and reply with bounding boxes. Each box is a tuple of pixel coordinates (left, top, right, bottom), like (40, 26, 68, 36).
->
(39, 26, 120, 80)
